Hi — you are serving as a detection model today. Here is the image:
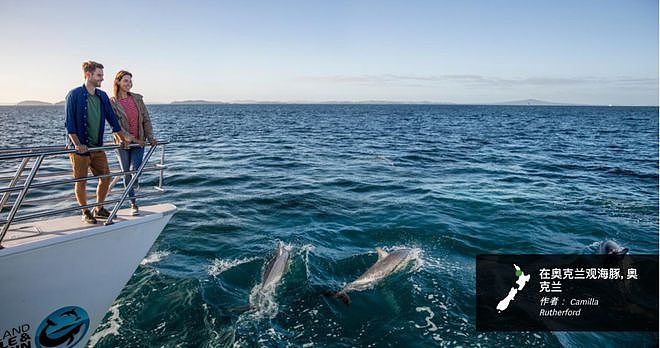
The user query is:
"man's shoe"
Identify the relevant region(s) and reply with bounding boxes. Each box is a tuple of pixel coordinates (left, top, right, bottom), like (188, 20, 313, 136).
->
(82, 209, 97, 224)
(94, 207, 111, 219)
(131, 203, 139, 216)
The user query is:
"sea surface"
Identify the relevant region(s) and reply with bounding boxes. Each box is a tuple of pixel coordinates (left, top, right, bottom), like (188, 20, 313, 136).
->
(0, 104, 658, 347)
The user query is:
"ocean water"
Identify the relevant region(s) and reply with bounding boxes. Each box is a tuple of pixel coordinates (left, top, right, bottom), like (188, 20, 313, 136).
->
(0, 104, 658, 347)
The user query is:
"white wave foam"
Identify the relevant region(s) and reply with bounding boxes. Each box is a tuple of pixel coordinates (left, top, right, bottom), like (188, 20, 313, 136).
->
(415, 306, 439, 332)
(587, 241, 601, 248)
(87, 303, 123, 347)
(246, 278, 280, 319)
(422, 256, 466, 274)
(208, 257, 258, 277)
(140, 250, 171, 265)
(232, 339, 247, 348)
(299, 244, 315, 278)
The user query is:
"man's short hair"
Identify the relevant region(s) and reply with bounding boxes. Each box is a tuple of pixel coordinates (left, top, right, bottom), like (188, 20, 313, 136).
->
(82, 61, 104, 76)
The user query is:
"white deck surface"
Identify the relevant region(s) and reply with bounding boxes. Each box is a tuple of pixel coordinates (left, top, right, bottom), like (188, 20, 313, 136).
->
(1, 203, 176, 249)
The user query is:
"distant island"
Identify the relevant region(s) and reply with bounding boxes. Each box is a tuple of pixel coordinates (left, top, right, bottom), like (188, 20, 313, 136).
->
(170, 100, 228, 105)
(316, 100, 453, 105)
(490, 98, 582, 106)
(231, 100, 287, 104)
(13, 100, 66, 106)
(16, 100, 53, 106)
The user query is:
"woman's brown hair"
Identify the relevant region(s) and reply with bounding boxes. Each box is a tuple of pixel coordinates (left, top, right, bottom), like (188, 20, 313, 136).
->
(113, 70, 133, 99)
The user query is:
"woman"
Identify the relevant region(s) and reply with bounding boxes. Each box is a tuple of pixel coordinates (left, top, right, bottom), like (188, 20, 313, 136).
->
(110, 70, 157, 215)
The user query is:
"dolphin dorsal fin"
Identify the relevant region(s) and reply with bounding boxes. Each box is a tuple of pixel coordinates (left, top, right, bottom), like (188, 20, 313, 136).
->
(376, 248, 388, 260)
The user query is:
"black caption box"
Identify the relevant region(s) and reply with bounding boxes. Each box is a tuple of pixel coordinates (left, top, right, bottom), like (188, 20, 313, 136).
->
(476, 254, 658, 331)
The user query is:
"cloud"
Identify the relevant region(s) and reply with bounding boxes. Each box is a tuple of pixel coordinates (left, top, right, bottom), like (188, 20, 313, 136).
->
(299, 74, 659, 89)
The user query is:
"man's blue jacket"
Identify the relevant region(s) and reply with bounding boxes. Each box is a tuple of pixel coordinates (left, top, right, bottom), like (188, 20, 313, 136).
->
(65, 84, 122, 147)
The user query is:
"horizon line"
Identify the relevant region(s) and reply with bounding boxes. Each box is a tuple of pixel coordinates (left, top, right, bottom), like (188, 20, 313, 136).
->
(2, 99, 658, 107)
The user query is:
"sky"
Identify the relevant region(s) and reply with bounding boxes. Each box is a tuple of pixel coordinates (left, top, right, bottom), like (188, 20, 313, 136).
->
(0, 0, 658, 105)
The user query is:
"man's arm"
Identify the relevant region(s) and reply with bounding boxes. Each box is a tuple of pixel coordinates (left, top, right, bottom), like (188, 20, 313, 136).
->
(102, 94, 129, 145)
(67, 133, 87, 154)
(65, 91, 77, 135)
(104, 97, 123, 133)
(65, 91, 87, 153)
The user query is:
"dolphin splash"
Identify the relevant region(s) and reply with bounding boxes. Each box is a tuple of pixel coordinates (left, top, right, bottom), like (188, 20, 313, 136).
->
(325, 247, 416, 305)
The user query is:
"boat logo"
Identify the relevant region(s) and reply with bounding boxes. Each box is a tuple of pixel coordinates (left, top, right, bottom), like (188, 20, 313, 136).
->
(35, 306, 89, 348)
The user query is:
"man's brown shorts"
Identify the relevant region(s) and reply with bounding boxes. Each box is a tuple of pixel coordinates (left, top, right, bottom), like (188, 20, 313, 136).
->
(69, 151, 110, 179)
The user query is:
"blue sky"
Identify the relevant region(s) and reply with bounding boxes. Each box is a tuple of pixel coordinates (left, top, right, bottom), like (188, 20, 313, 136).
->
(0, 0, 657, 105)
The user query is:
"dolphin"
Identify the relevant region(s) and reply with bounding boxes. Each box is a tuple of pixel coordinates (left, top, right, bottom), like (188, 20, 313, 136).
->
(598, 240, 629, 255)
(232, 242, 293, 314)
(259, 242, 293, 292)
(325, 247, 415, 305)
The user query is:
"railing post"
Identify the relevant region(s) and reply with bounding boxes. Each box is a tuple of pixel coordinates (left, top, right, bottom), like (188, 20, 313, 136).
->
(105, 145, 158, 225)
(0, 155, 45, 246)
(0, 157, 30, 213)
(159, 144, 165, 189)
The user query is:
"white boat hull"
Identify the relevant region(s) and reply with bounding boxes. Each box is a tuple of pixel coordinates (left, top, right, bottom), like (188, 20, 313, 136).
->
(0, 203, 176, 348)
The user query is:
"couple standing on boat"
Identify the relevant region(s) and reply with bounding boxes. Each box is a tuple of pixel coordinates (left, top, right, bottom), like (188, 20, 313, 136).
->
(65, 60, 158, 224)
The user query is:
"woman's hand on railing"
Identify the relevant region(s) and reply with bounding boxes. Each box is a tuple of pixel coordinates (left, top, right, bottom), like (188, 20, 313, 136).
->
(112, 131, 128, 146)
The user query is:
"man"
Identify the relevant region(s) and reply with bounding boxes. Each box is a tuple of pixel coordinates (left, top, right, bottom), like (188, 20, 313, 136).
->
(65, 61, 127, 224)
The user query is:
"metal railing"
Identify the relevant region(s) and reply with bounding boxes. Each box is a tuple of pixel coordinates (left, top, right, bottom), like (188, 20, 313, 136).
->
(0, 141, 169, 248)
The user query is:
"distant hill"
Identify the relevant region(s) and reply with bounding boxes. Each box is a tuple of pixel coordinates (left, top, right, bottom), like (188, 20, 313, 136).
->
(315, 100, 453, 105)
(54, 100, 66, 105)
(171, 100, 227, 105)
(232, 100, 282, 104)
(229, 100, 455, 105)
(491, 98, 583, 106)
(16, 100, 53, 106)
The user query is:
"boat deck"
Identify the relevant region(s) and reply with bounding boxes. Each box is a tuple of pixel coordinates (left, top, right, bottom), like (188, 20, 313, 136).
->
(1, 203, 176, 249)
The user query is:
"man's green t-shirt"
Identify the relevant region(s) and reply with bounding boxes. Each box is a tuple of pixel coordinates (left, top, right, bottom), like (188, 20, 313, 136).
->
(86, 94, 101, 146)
